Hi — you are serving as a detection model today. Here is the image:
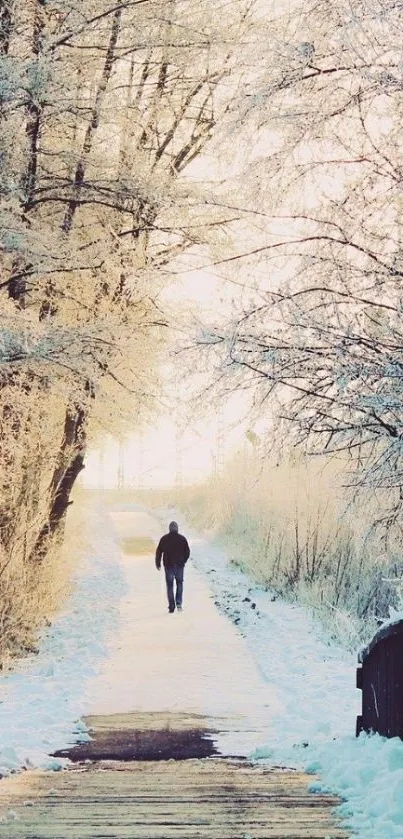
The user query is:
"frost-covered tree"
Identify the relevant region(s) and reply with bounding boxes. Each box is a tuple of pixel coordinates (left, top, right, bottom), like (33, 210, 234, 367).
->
(195, 0, 403, 525)
(0, 0, 255, 597)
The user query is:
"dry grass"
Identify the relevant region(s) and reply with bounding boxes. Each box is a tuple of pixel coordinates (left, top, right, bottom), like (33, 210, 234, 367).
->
(0, 489, 88, 668)
(175, 450, 402, 648)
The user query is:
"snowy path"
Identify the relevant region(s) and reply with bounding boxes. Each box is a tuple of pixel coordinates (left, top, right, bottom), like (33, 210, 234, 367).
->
(87, 509, 280, 756)
(0, 498, 402, 837)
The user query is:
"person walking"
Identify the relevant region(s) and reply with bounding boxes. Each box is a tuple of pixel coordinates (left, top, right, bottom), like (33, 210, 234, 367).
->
(155, 521, 190, 613)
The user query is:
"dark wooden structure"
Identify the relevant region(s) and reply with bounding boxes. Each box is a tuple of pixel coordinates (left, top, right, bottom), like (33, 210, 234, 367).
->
(356, 618, 403, 738)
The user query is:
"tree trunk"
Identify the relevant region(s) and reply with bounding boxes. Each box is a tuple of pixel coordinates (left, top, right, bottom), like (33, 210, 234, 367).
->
(0, 0, 12, 55)
(61, 9, 122, 235)
(29, 405, 87, 563)
(7, 0, 45, 306)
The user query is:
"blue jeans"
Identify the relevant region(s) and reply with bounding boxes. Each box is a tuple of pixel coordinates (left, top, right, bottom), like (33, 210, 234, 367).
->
(165, 565, 184, 611)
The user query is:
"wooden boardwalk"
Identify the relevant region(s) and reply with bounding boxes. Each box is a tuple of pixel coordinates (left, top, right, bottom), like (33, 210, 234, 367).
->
(0, 713, 348, 839)
(0, 759, 347, 839)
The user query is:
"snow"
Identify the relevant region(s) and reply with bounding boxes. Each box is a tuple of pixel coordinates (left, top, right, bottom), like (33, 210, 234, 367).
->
(358, 608, 403, 663)
(1, 499, 403, 838)
(0, 502, 126, 776)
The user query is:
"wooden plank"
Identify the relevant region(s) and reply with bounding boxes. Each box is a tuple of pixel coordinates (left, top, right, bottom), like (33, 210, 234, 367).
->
(0, 759, 348, 839)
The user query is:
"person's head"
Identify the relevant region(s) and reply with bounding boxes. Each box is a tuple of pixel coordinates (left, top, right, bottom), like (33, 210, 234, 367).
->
(169, 521, 179, 533)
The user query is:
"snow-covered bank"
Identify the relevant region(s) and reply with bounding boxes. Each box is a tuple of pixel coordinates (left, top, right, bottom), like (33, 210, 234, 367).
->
(187, 529, 358, 757)
(167, 513, 403, 839)
(0, 502, 126, 776)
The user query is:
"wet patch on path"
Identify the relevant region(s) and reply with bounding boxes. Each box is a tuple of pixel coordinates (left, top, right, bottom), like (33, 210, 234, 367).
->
(119, 536, 156, 555)
(53, 712, 220, 762)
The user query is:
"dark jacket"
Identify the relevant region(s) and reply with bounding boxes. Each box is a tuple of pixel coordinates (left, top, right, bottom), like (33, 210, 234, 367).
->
(155, 531, 190, 570)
